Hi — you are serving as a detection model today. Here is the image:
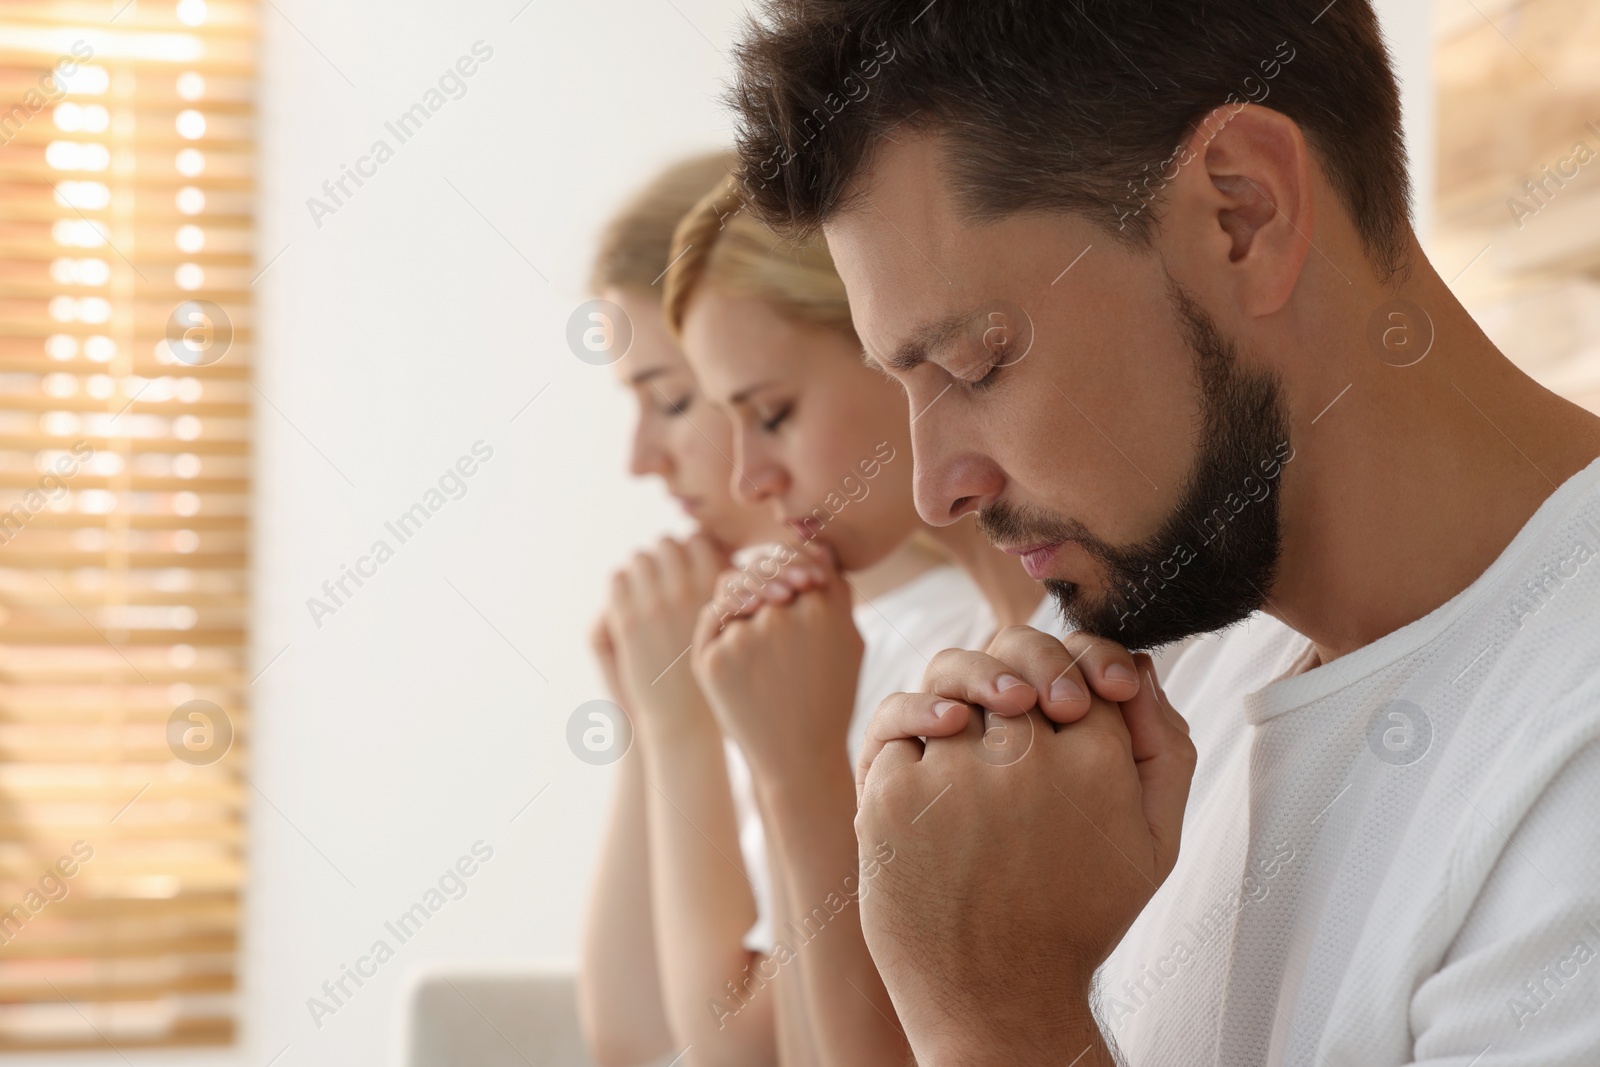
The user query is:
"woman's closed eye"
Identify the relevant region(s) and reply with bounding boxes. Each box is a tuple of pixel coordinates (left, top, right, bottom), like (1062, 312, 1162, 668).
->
(655, 392, 694, 417)
(643, 381, 694, 417)
(756, 403, 792, 433)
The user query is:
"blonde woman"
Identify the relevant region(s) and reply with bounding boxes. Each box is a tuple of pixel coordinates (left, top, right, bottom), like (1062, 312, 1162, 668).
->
(576, 154, 986, 1067)
(662, 176, 1103, 1066)
(575, 152, 773, 1067)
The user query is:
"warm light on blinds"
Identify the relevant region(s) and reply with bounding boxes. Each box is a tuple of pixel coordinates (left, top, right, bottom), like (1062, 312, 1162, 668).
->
(1435, 0, 1600, 413)
(0, 0, 254, 1051)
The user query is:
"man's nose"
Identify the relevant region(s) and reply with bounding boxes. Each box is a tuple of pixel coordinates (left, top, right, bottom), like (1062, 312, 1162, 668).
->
(910, 410, 1001, 526)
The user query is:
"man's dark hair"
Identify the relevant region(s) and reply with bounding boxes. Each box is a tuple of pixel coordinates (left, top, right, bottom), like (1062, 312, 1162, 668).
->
(727, 0, 1412, 277)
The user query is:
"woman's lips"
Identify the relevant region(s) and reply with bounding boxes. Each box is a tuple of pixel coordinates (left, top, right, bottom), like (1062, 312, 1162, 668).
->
(673, 496, 703, 516)
(1004, 542, 1062, 580)
(785, 516, 824, 543)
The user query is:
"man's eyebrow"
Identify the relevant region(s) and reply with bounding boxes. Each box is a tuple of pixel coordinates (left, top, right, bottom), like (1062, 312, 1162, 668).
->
(861, 311, 975, 374)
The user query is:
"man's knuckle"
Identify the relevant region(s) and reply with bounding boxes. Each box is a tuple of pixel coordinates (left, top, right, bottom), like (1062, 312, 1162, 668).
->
(872, 691, 907, 720)
(923, 651, 978, 690)
(990, 624, 1037, 650)
(1074, 727, 1127, 766)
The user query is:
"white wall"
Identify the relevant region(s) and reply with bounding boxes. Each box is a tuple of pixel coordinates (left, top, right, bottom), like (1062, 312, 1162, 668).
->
(20, 3, 1433, 1065)
(1373, 0, 1435, 247)
(244, 1, 742, 1064)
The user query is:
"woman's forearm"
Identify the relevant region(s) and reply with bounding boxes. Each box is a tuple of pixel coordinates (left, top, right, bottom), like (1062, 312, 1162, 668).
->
(577, 746, 676, 1066)
(639, 712, 776, 1066)
(762, 833, 820, 1067)
(759, 760, 912, 1066)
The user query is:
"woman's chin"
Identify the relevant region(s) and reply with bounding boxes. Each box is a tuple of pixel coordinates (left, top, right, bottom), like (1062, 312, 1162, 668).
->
(688, 521, 729, 550)
(695, 515, 762, 555)
(824, 535, 880, 573)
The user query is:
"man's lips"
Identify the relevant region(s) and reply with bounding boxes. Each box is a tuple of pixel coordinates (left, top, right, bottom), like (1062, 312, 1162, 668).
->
(1001, 541, 1063, 580)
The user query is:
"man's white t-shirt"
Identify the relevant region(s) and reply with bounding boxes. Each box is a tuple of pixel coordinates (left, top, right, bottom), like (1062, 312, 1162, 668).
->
(1096, 455, 1600, 1065)
(725, 562, 988, 952)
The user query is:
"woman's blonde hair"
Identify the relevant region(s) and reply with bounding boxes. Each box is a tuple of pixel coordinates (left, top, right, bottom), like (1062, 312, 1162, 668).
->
(588, 151, 740, 295)
(662, 174, 856, 342)
(661, 174, 953, 567)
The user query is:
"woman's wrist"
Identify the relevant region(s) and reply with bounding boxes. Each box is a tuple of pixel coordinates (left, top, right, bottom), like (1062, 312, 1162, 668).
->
(753, 752, 856, 818)
(633, 703, 724, 757)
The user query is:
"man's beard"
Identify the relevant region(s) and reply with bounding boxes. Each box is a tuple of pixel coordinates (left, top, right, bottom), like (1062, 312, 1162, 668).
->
(978, 278, 1293, 652)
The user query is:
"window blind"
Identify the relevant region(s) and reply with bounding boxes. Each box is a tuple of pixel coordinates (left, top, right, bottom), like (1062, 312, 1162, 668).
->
(0, 0, 253, 1050)
(1436, 0, 1600, 414)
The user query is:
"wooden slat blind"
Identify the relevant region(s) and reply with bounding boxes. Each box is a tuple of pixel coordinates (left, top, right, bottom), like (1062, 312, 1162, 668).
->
(1435, 0, 1600, 414)
(0, 0, 253, 1050)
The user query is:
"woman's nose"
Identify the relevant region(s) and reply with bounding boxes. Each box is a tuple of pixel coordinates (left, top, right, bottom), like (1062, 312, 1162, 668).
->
(628, 419, 671, 479)
(731, 457, 783, 507)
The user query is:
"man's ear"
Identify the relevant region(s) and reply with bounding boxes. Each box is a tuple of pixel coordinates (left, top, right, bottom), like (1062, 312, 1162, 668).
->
(1162, 103, 1315, 318)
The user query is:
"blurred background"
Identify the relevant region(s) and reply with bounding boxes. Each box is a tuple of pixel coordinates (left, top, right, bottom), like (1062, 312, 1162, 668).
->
(0, 0, 1591, 1064)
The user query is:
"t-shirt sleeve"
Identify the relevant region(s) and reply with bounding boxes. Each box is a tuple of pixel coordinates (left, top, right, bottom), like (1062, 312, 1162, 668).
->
(1406, 737, 1600, 1065)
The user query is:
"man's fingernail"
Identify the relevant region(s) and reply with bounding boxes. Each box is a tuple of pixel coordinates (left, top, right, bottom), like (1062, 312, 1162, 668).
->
(996, 673, 1030, 693)
(933, 700, 963, 718)
(1106, 663, 1140, 687)
(1050, 675, 1087, 703)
